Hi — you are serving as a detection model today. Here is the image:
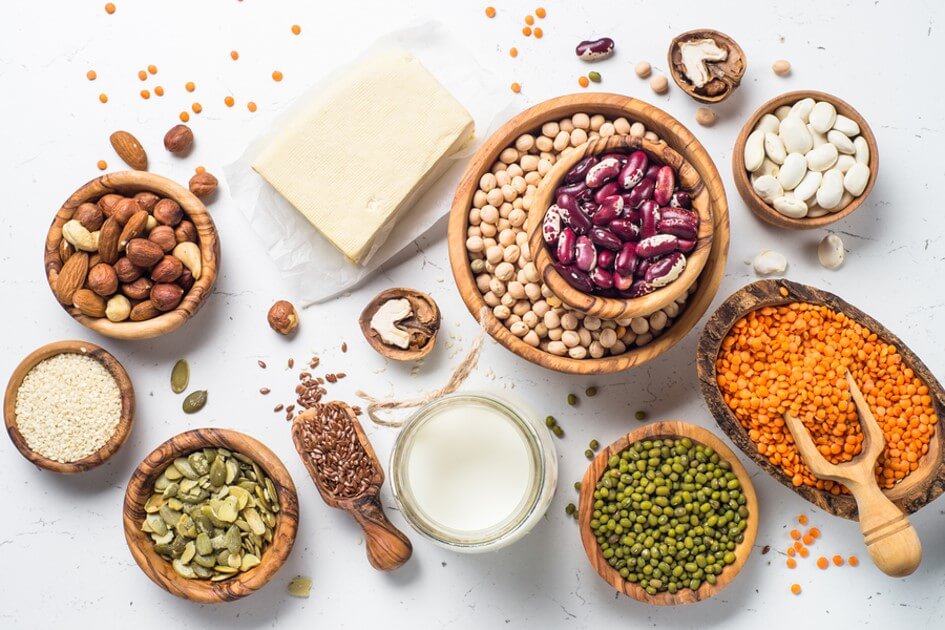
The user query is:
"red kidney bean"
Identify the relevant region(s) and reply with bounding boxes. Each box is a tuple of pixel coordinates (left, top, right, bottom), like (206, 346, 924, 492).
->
(645, 252, 686, 287)
(555, 264, 595, 292)
(590, 267, 614, 290)
(636, 259, 651, 279)
(645, 164, 661, 180)
(585, 157, 622, 188)
(659, 207, 699, 225)
(613, 272, 634, 292)
(560, 206, 592, 234)
(542, 205, 562, 245)
(556, 192, 578, 213)
(557, 181, 588, 198)
(629, 280, 655, 298)
(597, 249, 616, 270)
(592, 196, 624, 225)
(565, 156, 598, 184)
(626, 178, 655, 209)
(654, 166, 676, 206)
(636, 234, 679, 258)
(658, 216, 698, 240)
(609, 218, 640, 242)
(640, 201, 660, 239)
(615, 242, 638, 276)
(557, 228, 577, 264)
(600, 152, 628, 165)
(589, 227, 621, 251)
(670, 190, 692, 209)
(594, 181, 620, 205)
(574, 235, 597, 272)
(575, 37, 615, 61)
(618, 151, 648, 189)
(677, 238, 697, 253)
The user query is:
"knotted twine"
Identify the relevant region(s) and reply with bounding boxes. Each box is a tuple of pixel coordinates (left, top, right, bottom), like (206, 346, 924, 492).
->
(356, 306, 489, 428)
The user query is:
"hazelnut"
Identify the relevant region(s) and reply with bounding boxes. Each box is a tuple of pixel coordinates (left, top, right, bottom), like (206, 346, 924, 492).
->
(113, 197, 142, 225)
(267, 300, 299, 335)
(87, 263, 118, 296)
(151, 283, 184, 312)
(113, 257, 143, 283)
(174, 220, 197, 243)
(74, 203, 104, 231)
(149, 225, 177, 252)
(98, 193, 123, 216)
(134, 191, 160, 212)
(163, 124, 194, 154)
(189, 172, 218, 198)
(121, 276, 153, 300)
(153, 198, 183, 226)
(130, 299, 160, 321)
(126, 238, 164, 267)
(151, 255, 183, 283)
(177, 268, 195, 292)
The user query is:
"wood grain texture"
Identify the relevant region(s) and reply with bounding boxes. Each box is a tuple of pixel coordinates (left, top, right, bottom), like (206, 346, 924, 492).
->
(45, 171, 220, 339)
(526, 134, 713, 320)
(732, 90, 880, 229)
(447, 93, 730, 374)
(696, 279, 944, 520)
(578, 421, 758, 605)
(4, 340, 134, 473)
(667, 29, 747, 103)
(784, 372, 921, 576)
(291, 403, 412, 571)
(122, 429, 299, 603)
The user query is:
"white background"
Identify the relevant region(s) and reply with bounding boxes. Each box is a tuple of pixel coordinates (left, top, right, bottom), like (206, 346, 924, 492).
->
(1, 1, 944, 628)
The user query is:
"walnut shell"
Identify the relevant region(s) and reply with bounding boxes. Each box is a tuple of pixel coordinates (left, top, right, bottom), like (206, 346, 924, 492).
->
(358, 288, 440, 361)
(668, 29, 746, 103)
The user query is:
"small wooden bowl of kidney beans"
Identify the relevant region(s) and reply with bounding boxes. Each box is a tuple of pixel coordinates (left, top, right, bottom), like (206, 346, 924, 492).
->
(526, 135, 714, 321)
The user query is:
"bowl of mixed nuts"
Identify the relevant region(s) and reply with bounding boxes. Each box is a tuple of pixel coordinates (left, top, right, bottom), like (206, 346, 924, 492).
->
(44, 171, 220, 340)
(122, 428, 299, 603)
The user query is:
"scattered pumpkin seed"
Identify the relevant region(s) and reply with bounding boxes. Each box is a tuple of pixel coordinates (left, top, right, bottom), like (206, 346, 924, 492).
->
(584, 448, 594, 459)
(588, 71, 602, 82)
(565, 503, 576, 515)
(585, 386, 598, 397)
(567, 393, 578, 406)
(589, 439, 600, 451)
(183, 390, 208, 414)
(545, 415, 556, 427)
(288, 575, 313, 598)
(573, 481, 581, 491)
(635, 410, 647, 421)
(552, 425, 564, 438)
(171, 359, 190, 394)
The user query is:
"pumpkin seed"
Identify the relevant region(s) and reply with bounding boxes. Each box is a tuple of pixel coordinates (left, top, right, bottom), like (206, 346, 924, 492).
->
(181, 541, 196, 564)
(288, 576, 312, 598)
(173, 559, 197, 578)
(182, 390, 208, 414)
(241, 554, 261, 571)
(171, 360, 190, 394)
(209, 457, 226, 487)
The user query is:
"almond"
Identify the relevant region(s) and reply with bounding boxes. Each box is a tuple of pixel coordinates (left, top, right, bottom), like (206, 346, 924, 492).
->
(98, 193, 124, 216)
(126, 238, 163, 267)
(151, 255, 183, 283)
(98, 216, 122, 264)
(74, 203, 105, 231)
(149, 225, 176, 252)
(109, 130, 148, 170)
(151, 283, 184, 311)
(54, 251, 89, 305)
(72, 289, 107, 318)
(59, 240, 75, 264)
(118, 210, 149, 249)
(113, 257, 143, 283)
(87, 263, 119, 296)
(130, 299, 161, 321)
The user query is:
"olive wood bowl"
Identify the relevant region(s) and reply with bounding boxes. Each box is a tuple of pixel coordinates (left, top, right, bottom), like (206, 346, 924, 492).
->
(578, 421, 758, 605)
(526, 134, 713, 321)
(123, 428, 299, 603)
(448, 93, 730, 374)
(696, 280, 945, 519)
(4, 339, 134, 473)
(732, 90, 879, 230)
(45, 171, 220, 339)
(667, 29, 747, 104)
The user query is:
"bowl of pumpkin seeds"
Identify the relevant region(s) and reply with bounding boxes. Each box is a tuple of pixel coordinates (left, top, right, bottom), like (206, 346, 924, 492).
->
(122, 428, 299, 603)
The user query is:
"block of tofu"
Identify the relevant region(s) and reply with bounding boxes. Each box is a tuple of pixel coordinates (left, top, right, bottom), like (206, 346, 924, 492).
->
(252, 48, 475, 265)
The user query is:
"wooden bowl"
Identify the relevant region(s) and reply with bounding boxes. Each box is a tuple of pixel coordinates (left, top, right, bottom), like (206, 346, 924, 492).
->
(4, 340, 134, 473)
(696, 279, 945, 519)
(447, 93, 730, 374)
(732, 91, 879, 229)
(578, 421, 758, 605)
(122, 428, 299, 603)
(667, 29, 747, 104)
(45, 171, 220, 339)
(526, 134, 713, 320)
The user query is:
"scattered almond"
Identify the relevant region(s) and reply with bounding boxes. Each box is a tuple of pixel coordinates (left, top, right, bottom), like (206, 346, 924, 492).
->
(109, 131, 148, 170)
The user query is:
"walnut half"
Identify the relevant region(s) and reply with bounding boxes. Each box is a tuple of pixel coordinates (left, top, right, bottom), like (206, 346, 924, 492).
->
(358, 288, 440, 361)
(668, 29, 746, 103)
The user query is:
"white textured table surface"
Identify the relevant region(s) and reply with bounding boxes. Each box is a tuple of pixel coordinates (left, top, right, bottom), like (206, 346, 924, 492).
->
(2, 1, 944, 628)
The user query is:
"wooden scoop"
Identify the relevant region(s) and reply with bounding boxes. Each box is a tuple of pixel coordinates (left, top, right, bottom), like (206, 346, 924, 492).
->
(291, 402, 412, 571)
(783, 371, 922, 577)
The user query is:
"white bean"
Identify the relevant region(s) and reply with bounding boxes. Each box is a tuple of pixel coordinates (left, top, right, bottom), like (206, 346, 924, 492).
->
(756, 114, 781, 135)
(789, 97, 816, 122)
(744, 129, 765, 172)
(832, 115, 860, 136)
(816, 168, 845, 209)
(827, 130, 856, 154)
(777, 153, 807, 190)
(854, 136, 870, 164)
(752, 175, 783, 203)
(764, 132, 787, 165)
(773, 196, 809, 218)
(843, 163, 870, 197)
(779, 116, 813, 154)
(805, 143, 838, 172)
(792, 170, 822, 203)
(808, 101, 837, 133)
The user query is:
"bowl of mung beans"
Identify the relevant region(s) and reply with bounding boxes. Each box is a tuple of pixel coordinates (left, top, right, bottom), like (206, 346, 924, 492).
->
(578, 421, 758, 605)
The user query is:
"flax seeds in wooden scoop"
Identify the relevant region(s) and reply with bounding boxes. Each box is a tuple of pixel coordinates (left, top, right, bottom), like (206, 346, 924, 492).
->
(291, 401, 412, 571)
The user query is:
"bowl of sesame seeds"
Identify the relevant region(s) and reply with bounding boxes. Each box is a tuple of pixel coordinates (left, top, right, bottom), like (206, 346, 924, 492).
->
(3, 339, 134, 473)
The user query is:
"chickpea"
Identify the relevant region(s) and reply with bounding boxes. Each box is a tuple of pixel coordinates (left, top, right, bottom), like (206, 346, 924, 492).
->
(511, 176, 527, 194)
(538, 159, 553, 176)
(541, 121, 559, 138)
(559, 118, 574, 132)
(571, 113, 590, 129)
(480, 173, 497, 192)
(522, 311, 538, 328)
(485, 245, 503, 264)
(500, 184, 516, 202)
(500, 292, 516, 308)
(491, 161, 504, 174)
(520, 155, 539, 172)
(495, 170, 510, 187)
(547, 327, 563, 341)
(630, 317, 650, 335)
(483, 291, 500, 307)
(553, 130, 570, 152)
(568, 346, 588, 359)
(630, 122, 646, 138)
(498, 229, 516, 247)
(599, 122, 616, 137)
(486, 188, 504, 207)
(614, 117, 631, 135)
(589, 114, 605, 131)
(570, 128, 588, 146)
(649, 310, 668, 332)
(489, 277, 507, 296)
(663, 302, 680, 318)
(599, 328, 617, 348)
(515, 230, 529, 246)
(493, 304, 511, 320)
(544, 310, 561, 329)
(535, 136, 553, 152)
(515, 134, 535, 152)
(523, 331, 541, 347)
(476, 274, 492, 293)
(512, 301, 531, 317)
(636, 332, 654, 346)
(602, 319, 616, 329)
(480, 205, 499, 224)
(644, 130, 659, 142)
(506, 314, 521, 325)
(547, 341, 567, 356)
(507, 163, 523, 178)
(503, 245, 521, 264)
(578, 328, 592, 346)
(561, 330, 581, 347)
(494, 262, 515, 282)
(589, 341, 605, 358)
(534, 322, 549, 338)
(499, 203, 513, 218)
(583, 315, 601, 331)
(510, 321, 529, 337)
(473, 190, 488, 208)
(523, 170, 541, 185)
(561, 312, 579, 330)
(539, 151, 556, 163)
(470, 259, 486, 274)
(532, 299, 549, 317)
(611, 340, 627, 354)
(506, 280, 525, 299)
(499, 147, 519, 164)
(524, 282, 542, 301)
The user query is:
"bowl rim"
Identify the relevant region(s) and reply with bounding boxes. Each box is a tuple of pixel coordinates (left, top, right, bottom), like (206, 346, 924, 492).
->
(526, 133, 714, 321)
(447, 92, 730, 374)
(3, 339, 135, 473)
(578, 420, 759, 605)
(731, 89, 880, 230)
(45, 171, 220, 340)
(122, 428, 299, 603)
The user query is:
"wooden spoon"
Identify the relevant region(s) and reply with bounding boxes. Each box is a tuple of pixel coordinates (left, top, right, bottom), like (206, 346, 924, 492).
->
(783, 371, 922, 577)
(291, 402, 412, 571)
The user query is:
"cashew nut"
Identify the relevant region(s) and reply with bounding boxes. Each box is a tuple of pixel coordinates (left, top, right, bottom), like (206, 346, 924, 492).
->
(172, 242, 202, 280)
(62, 219, 98, 252)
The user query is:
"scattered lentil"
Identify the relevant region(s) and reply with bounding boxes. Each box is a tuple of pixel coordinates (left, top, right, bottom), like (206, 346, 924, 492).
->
(816, 556, 829, 569)
(99, 93, 108, 103)
(147, 64, 157, 75)
(578, 75, 589, 88)
(185, 81, 196, 92)
(848, 556, 859, 567)
(179, 111, 190, 122)
(154, 86, 164, 96)
(511, 82, 521, 94)
(138, 70, 147, 81)
(485, 6, 496, 18)
(97, 160, 108, 170)
(224, 96, 235, 107)
(86, 70, 97, 81)
(535, 7, 546, 18)
(832, 554, 844, 566)
(104, 3, 116, 14)
(260, 388, 271, 395)
(533, 27, 543, 38)
(192, 102, 202, 114)
(273, 70, 284, 82)
(790, 583, 801, 595)
(509, 47, 518, 58)
(247, 101, 258, 113)
(140, 89, 151, 100)
(291, 25, 302, 35)
(786, 558, 797, 569)
(522, 26, 532, 36)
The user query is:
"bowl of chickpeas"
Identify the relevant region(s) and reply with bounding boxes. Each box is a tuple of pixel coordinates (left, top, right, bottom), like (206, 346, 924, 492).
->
(447, 93, 730, 374)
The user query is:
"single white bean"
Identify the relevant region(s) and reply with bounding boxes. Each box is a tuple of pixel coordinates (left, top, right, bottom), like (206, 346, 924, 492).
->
(752, 175, 783, 203)
(779, 116, 813, 154)
(808, 101, 837, 133)
(756, 113, 781, 135)
(832, 115, 860, 137)
(805, 143, 839, 172)
(818, 233, 845, 269)
(744, 129, 765, 172)
(764, 132, 787, 165)
(827, 130, 856, 154)
(777, 153, 808, 190)
(753, 250, 788, 275)
(792, 170, 822, 202)
(843, 163, 870, 197)
(807, 124, 828, 148)
(773, 196, 809, 218)
(816, 168, 845, 209)
(854, 136, 870, 164)
(835, 154, 856, 174)
(774, 105, 792, 120)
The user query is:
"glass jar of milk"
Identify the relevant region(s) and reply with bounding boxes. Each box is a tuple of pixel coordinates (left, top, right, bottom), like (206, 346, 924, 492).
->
(389, 393, 557, 552)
